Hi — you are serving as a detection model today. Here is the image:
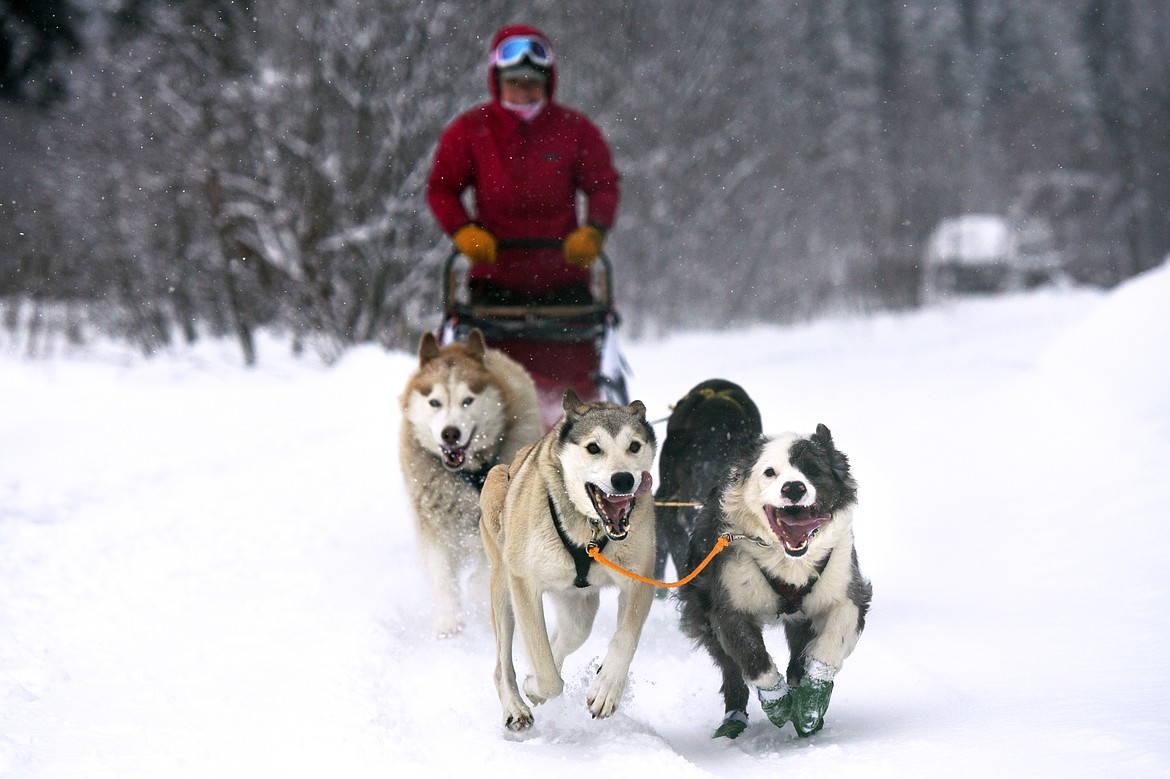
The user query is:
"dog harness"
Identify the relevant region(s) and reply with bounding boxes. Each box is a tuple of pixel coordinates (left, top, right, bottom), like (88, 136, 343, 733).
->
(454, 439, 505, 493)
(456, 461, 495, 492)
(548, 495, 607, 588)
(766, 555, 830, 615)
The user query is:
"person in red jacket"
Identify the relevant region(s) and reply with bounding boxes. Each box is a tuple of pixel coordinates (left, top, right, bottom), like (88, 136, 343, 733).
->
(427, 24, 624, 428)
(426, 23, 620, 307)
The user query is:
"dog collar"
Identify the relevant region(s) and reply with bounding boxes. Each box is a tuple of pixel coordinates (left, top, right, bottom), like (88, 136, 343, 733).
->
(548, 495, 606, 588)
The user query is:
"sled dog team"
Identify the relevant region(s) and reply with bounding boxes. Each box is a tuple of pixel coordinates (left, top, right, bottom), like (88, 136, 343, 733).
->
(400, 329, 872, 739)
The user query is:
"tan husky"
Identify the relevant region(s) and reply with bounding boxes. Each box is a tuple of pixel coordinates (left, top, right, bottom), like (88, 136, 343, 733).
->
(399, 328, 542, 638)
(479, 389, 658, 732)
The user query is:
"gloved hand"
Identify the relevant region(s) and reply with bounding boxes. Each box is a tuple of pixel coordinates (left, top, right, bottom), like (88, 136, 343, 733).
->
(563, 224, 605, 268)
(453, 224, 497, 265)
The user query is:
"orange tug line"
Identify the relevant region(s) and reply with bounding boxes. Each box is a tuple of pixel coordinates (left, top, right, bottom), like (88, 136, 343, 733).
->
(586, 533, 732, 589)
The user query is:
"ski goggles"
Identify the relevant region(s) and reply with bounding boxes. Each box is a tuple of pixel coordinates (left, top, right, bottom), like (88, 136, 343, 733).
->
(491, 36, 554, 69)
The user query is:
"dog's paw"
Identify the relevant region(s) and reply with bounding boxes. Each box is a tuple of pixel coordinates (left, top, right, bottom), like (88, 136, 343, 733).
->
(712, 710, 749, 739)
(522, 673, 563, 705)
(756, 678, 791, 730)
(434, 619, 463, 639)
(787, 678, 834, 738)
(585, 669, 626, 720)
(503, 704, 534, 733)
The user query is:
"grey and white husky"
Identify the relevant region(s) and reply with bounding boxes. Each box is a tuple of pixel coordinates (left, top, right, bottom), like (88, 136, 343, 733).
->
(678, 424, 872, 739)
(479, 389, 658, 732)
(399, 328, 542, 638)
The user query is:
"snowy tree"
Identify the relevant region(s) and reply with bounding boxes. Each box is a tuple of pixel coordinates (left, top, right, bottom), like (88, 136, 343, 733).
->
(2, 0, 1168, 359)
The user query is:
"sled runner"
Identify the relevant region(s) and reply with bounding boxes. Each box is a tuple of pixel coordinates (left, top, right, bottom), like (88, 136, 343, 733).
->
(439, 239, 630, 430)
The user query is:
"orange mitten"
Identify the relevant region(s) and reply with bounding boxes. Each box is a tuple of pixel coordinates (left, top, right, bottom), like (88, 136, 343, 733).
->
(563, 225, 605, 268)
(453, 224, 498, 265)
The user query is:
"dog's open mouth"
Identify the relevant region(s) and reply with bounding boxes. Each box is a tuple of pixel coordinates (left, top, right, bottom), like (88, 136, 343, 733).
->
(764, 504, 832, 557)
(440, 445, 468, 471)
(438, 426, 477, 472)
(586, 473, 653, 541)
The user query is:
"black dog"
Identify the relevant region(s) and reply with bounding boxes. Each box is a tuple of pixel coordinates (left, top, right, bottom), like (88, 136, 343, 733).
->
(653, 379, 762, 581)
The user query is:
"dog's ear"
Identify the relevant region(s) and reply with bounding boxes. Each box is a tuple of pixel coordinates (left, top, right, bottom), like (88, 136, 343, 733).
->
(815, 424, 855, 487)
(625, 399, 647, 419)
(418, 331, 440, 366)
(562, 388, 584, 418)
(465, 328, 487, 363)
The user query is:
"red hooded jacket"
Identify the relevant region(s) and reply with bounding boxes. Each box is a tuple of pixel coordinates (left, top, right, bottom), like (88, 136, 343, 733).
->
(426, 24, 620, 293)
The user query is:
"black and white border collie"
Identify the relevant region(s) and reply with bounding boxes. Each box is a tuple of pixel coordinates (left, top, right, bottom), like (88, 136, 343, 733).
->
(678, 424, 872, 739)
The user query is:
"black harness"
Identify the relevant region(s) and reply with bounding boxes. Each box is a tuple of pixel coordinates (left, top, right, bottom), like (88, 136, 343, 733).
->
(449, 437, 503, 494)
(455, 461, 495, 492)
(548, 495, 607, 588)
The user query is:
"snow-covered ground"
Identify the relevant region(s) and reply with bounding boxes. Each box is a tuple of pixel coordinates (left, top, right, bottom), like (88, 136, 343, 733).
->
(3, 264, 1169, 778)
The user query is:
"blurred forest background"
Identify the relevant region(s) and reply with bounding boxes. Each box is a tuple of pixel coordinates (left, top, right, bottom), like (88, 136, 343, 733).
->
(2, 0, 1168, 362)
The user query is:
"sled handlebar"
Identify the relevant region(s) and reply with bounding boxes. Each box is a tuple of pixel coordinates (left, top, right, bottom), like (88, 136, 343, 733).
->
(497, 238, 564, 250)
(442, 241, 614, 312)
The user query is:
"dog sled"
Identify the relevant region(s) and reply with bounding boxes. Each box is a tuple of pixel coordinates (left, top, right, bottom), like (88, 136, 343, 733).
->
(438, 238, 630, 430)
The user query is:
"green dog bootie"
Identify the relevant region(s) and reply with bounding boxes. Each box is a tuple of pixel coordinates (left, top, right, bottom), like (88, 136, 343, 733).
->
(713, 709, 749, 739)
(787, 677, 834, 737)
(756, 678, 791, 730)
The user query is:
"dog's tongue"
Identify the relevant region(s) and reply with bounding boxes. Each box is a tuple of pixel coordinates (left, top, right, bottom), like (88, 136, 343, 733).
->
(780, 514, 829, 549)
(635, 471, 653, 496)
(595, 493, 633, 538)
(765, 506, 831, 551)
(603, 494, 633, 512)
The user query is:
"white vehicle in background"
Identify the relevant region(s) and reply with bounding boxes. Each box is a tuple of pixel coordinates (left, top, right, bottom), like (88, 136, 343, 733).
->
(921, 213, 1066, 302)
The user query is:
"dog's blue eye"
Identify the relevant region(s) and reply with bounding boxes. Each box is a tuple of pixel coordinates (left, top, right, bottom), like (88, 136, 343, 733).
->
(586, 443, 601, 455)
(629, 441, 641, 454)
(429, 399, 441, 408)
(462, 397, 474, 407)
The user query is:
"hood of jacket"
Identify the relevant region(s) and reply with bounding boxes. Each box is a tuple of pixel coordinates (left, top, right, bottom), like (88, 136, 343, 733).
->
(488, 24, 557, 103)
